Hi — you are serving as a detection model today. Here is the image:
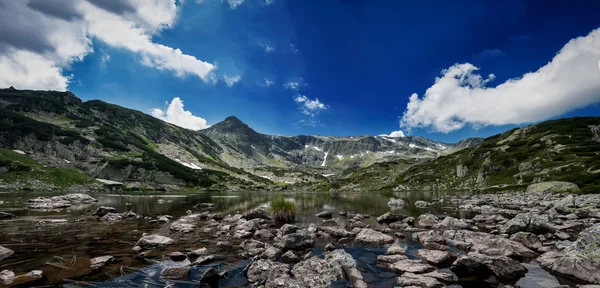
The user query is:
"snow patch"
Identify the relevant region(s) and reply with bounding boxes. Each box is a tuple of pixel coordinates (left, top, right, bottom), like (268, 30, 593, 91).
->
(174, 159, 202, 170)
(12, 150, 25, 155)
(63, 159, 71, 164)
(251, 145, 256, 149)
(322, 173, 335, 177)
(336, 155, 343, 160)
(321, 152, 328, 166)
(96, 179, 123, 185)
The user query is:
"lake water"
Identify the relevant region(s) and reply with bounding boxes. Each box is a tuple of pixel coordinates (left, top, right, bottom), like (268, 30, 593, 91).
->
(0, 190, 563, 287)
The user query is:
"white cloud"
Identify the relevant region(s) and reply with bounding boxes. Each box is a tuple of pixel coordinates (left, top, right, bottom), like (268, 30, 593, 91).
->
(0, 0, 216, 91)
(264, 77, 275, 87)
(379, 130, 405, 138)
(100, 50, 111, 67)
(294, 95, 327, 116)
(151, 97, 210, 130)
(284, 81, 299, 90)
(264, 44, 274, 53)
(265, 0, 274, 6)
(228, 0, 244, 9)
(223, 74, 241, 87)
(401, 27, 600, 133)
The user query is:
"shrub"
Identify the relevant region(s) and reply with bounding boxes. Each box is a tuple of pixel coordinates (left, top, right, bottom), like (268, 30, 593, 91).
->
(270, 197, 297, 223)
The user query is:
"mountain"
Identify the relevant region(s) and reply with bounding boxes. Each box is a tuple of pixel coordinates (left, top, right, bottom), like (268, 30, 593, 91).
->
(200, 116, 483, 173)
(334, 117, 600, 193)
(0, 88, 269, 191)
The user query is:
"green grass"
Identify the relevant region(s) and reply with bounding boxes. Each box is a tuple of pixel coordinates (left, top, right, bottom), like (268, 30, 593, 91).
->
(270, 197, 297, 223)
(0, 148, 94, 187)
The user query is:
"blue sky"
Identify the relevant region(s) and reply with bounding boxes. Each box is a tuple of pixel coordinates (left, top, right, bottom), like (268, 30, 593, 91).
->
(1, 0, 600, 142)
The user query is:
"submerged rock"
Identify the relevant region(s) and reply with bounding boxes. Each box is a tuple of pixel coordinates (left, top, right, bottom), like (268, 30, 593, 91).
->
(161, 266, 189, 280)
(415, 200, 433, 208)
(316, 211, 333, 218)
(433, 216, 469, 230)
(377, 212, 406, 223)
(92, 206, 116, 217)
(136, 234, 174, 247)
(0, 245, 14, 262)
(27, 193, 97, 209)
(355, 228, 394, 245)
(0, 212, 15, 220)
(281, 251, 299, 263)
(452, 252, 527, 281)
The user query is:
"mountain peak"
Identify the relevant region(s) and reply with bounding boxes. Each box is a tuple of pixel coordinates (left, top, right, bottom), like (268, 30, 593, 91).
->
(223, 116, 243, 124)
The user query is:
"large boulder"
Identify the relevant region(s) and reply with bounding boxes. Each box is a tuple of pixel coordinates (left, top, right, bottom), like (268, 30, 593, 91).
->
(526, 181, 579, 193)
(499, 213, 553, 234)
(355, 228, 394, 245)
(239, 240, 265, 257)
(509, 232, 543, 251)
(92, 206, 116, 217)
(418, 213, 439, 228)
(0, 245, 14, 262)
(433, 216, 469, 230)
(245, 206, 271, 220)
(537, 224, 600, 284)
(451, 252, 527, 281)
(278, 231, 314, 250)
(136, 234, 174, 247)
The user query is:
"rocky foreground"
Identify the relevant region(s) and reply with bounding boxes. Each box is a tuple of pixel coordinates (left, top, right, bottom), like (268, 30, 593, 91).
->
(1, 190, 600, 287)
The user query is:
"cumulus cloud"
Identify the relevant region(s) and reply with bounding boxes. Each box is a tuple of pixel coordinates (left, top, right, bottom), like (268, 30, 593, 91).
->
(151, 97, 210, 130)
(294, 95, 327, 116)
(228, 0, 244, 9)
(100, 50, 111, 67)
(0, 0, 216, 91)
(223, 74, 241, 87)
(264, 77, 275, 87)
(400, 27, 600, 133)
(379, 130, 405, 137)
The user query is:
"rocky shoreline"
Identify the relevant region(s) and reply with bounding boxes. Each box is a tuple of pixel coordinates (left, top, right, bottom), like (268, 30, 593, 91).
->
(0, 190, 599, 287)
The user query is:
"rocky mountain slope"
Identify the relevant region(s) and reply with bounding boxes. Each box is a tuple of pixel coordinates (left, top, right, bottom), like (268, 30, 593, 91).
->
(0, 87, 269, 191)
(200, 116, 482, 172)
(335, 117, 600, 193)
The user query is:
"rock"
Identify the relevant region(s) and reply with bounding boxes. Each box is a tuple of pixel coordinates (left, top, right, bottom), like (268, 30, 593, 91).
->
(92, 206, 116, 217)
(396, 272, 444, 288)
(199, 267, 223, 286)
(260, 246, 282, 260)
(386, 243, 406, 255)
(377, 254, 408, 264)
(319, 226, 354, 238)
(157, 216, 170, 223)
(132, 246, 142, 252)
(291, 252, 344, 288)
(0, 245, 14, 262)
(414, 230, 537, 259)
(417, 249, 456, 265)
(170, 221, 196, 233)
(390, 259, 436, 274)
(453, 252, 527, 281)
(423, 270, 455, 282)
(194, 203, 215, 209)
(325, 243, 336, 251)
(100, 212, 123, 222)
(239, 239, 265, 257)
(0, 270, 15, 285)
(255, 229, 276, 240)
(279, 224, 300, 236)
(161, 266, 189, 280)
(246, 259, 289, 283)
(433, 216, 469, 230)
(415, 200, 433, 208)
(217, 241, 233, 251)
(510, 232, 543, 251)
(0, 212, 15, 219)
(90, 255, 114, 270)
(281, 251, 299, 263)
(192, 255, 215, 265)
(278, 231, 314, 250)
(190, 247, 208, 257)
(136, 234, 174, 247)
(388, 198, 405, 207)
(326, 249, 367, 288)
(377, 212, 406, 223)
(499, 213, 553, 234)
(526, 181, 579, 193)
(245, 206, 271, 220)
(168, 251, 187, 262)
(418, 213, 439, 228)
(355, 228, 394, 245)
(537, 223, 600, 284)
(27, 193, 96, 209)
(316, 211, 332, 218)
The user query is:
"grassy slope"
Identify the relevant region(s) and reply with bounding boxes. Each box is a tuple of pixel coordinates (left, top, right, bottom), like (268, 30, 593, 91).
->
(0, 88, 271, 188)
(393, 117, 600, 193)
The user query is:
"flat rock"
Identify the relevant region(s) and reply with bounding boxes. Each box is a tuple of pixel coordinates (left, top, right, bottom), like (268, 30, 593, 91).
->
(316, 211, 333, 218)
(386, 243, 406, 255)
(355, 228, 394, 245)
(510, 232, 543, 251)
(377, 212, 406, 223)
(0, 212, 15, 219)
(390, 259, 436, 274)
(417, 249, 456, 265)
(161, 266, 189, 280)
(396, 272, 444, 288)
(92, 206, 116, 217)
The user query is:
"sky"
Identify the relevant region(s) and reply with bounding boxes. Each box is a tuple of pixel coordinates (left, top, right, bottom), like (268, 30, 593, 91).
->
(1, 0, 600, 143)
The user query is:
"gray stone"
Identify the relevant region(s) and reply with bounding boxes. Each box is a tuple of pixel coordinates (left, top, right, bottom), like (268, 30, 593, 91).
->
(390, 259, 436, 274)
(136, 234, 174, 247)
(260, 246, 282, 260)
(526, 181, 579, 193)
(386, 243, 406, 255)
(395, 272, 444, 288)
(510, 232, 543, 251)
(417, 249, 456, 265)
(377, 212, 406, 223)
(0, 270, 14, 285)
(433, 216, 469, 230)
(90, 255, 113, 270)
(279, 224, 300, 236)
(0, 245, 14, 262)
(0, 212, 16, 219)
(281, 251, 299, 263)
(239, 239, 265, 257)
(161, 266, 189, 280)
(101, 212, 123, 222)
(245, 206, 271, 220)
(377, 254, 408, 264)
(170, 221, 196, 233)
(192, 255, 215, 265)
(278, 231, 314, 250)
(316, 211, 333, 218)
(418, 213, 439, 228)
(92, 206, 116, 217)
(388, 198, 405, 207)
(355, 228, 394, 245)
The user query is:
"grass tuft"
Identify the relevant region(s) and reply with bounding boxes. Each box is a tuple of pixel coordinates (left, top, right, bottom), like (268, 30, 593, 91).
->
(269, 197, 297, 223)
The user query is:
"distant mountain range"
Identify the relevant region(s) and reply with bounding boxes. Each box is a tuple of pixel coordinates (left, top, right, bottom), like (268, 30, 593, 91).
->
(3, 87, 597, 193)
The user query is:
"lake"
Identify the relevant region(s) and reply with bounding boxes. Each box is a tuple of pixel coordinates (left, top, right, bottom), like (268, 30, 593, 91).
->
(0, 190, 562, 287)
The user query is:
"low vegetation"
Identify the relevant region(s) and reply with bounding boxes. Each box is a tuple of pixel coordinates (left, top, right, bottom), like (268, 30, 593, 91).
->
(270, 197, 297, 223)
